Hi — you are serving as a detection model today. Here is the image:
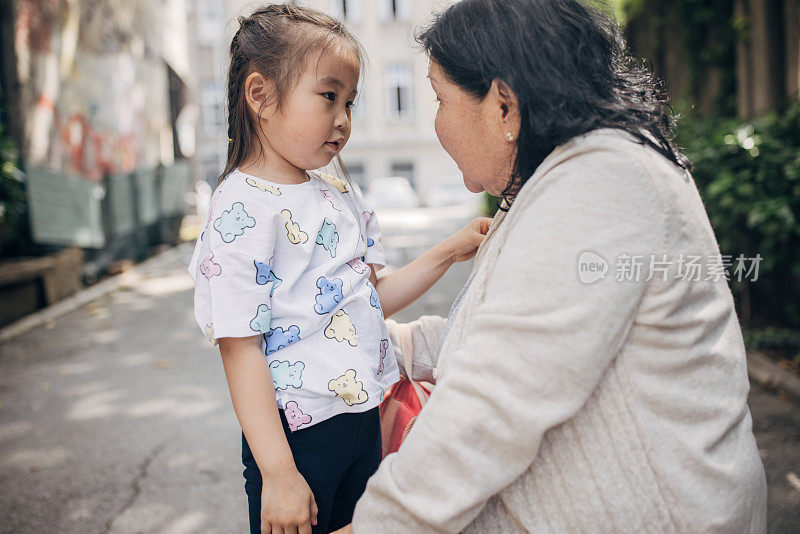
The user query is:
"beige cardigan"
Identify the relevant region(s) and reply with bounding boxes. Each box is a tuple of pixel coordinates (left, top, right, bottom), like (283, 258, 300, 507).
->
(352, 129, 767, 533)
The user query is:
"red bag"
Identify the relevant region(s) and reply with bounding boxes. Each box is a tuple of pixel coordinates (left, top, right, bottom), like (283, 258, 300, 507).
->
(378, 329, 433, 457)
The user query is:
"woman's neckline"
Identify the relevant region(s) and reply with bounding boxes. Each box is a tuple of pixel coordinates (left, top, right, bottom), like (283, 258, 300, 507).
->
(234, 167, 317, 187)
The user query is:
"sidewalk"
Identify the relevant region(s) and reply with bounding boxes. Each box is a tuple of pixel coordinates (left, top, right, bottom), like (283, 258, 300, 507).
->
(0, 243, 249, 533)
(0, 242, 798, 532)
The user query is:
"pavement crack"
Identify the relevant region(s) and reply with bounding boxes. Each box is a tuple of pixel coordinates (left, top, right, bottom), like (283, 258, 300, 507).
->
(104, 438, 170, 533)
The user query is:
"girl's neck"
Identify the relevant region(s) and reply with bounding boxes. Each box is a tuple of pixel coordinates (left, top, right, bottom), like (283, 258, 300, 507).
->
(239, 151, 310, 186)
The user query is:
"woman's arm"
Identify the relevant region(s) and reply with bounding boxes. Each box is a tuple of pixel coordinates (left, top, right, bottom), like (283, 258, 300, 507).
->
(218, 335, 318, 532)
(371, 218, 491, 318)
(351, 147, 660, 532)
(385, 316, 447, 383)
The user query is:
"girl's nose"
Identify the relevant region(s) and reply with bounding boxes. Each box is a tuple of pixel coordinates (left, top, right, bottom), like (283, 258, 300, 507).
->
(334, 110, 349, 131)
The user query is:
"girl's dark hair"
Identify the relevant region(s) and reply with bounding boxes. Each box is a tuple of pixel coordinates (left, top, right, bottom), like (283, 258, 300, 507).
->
(220, 3, 362, 185)
(417, 0, 691, 209)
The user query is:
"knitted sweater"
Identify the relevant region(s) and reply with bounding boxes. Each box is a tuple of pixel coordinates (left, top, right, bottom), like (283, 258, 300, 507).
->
(352, 129, 767, 533)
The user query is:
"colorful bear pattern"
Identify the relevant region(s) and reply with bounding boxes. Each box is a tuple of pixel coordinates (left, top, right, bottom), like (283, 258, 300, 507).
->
(187, 169, 399, 432)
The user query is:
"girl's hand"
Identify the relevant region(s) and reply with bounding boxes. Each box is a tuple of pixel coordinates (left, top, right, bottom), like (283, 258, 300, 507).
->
(260, 466, 318, 533)
(446, 217, 493, 263)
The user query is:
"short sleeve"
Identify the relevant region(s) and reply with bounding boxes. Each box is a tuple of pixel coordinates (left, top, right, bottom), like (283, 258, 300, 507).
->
(192, 193, 277, 342)
(355, 195, 387, 271)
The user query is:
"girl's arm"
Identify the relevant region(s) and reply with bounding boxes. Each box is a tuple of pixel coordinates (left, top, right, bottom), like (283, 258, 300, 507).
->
(370, 217, 491, 318)
(218, 335, 318, 532)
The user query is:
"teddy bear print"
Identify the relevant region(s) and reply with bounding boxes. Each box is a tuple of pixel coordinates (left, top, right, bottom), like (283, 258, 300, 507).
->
(254, 260, 282, 297)
(328, 369, 368, 406)
(378, 339, 389, 374)
(249, 304, 272, 334)
(205, 324, 214, 343)
(269, 360, 304, 390)
(280, 209, 308, 244)
(284, 401, 312, 431)
(200, 252, 222, 278)
(319, 172, 349, 193)
(366, 280, 382, 313)
(362, 211, 372, 226)
(320, 189, 341, 211)
(214, 202, 256, 243)
(324, 310, 357, 346)
(346, 258, 368, 274)
(314, 276, 344, 314)
(316, 218, 339, 257)
(265, 325, 301, 355)
(245, 176, 281, 195)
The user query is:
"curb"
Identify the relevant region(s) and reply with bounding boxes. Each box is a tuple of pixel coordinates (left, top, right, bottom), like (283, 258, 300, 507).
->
(0, 243, 191, 344)
(748, 351, 800, 403)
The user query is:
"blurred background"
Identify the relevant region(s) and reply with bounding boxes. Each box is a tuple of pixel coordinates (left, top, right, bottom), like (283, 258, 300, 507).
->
(0, 0, 798, 532)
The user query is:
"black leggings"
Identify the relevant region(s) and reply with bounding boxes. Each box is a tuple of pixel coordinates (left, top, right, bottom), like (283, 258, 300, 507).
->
(242, 407, 382, 534)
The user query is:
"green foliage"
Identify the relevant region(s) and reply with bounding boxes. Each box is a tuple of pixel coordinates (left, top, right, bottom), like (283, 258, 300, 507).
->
(677, 101, 800, 328)
(483, 192, 502, 217)
(0, 120, 27, 258)
(743, 327, 800, 360)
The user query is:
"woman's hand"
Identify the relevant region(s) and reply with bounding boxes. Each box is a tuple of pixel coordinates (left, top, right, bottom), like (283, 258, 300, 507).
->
(445, 217, 493, 263)
(260, 465, 318, 533)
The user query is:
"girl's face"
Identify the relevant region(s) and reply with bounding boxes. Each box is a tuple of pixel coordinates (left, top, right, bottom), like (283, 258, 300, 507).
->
(249, 47, 359, 177)
(428, 61, 518, 196)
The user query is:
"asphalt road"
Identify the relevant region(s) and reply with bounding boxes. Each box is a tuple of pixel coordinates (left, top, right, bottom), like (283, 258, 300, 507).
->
(0, 205, 797, 533)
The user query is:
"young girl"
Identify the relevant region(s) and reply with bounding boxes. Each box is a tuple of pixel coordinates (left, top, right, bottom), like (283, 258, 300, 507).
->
(187, 5, 490, 534)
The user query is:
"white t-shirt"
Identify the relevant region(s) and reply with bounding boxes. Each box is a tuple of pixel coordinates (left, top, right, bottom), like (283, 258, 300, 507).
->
(188, 169, 400, 431)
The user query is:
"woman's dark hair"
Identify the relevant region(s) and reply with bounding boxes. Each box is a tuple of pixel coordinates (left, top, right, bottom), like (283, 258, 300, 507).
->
(220, 3, 363, 185)
(417, 0, 691, 209)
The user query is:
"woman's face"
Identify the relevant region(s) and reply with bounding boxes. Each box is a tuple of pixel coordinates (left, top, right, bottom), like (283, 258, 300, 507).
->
(428, 61, 518, 196)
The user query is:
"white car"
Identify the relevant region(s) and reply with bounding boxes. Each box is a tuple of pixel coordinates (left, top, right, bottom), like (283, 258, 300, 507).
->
(365, 177, 420, 209)
(426, 182, 484, 210)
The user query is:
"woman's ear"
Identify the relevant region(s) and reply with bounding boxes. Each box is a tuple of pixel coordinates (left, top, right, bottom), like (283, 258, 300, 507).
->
(490, 78, 520, 142)
(244, 72, 275, 120)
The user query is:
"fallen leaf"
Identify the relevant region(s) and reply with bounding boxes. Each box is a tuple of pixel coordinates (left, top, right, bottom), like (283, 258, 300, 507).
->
(787, 472, 800, 493)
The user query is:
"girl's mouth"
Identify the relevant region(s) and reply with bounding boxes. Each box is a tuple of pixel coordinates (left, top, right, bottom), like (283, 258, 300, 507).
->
(325, 139, 344, 152)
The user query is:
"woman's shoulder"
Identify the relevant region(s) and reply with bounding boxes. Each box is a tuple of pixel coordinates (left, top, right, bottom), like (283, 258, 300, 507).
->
(547, 128, 687, 180)
(517, 128, 687, 206)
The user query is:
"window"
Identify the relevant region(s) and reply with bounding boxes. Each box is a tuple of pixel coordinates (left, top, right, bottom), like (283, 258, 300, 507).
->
(352, 93, 365, 122)
(390, 162, 414, 186)
(379, 0, 410, 22)
(385, 64, 413, 120)
(345, 163, 365, 188)
(330, 0, 361, 23)
(201, 83, 223, 136)
(197, 1, 224, 46)
(203, 151, 223, 187)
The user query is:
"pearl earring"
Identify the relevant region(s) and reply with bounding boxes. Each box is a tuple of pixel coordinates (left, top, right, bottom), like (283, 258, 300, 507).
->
(505, 132, 515, 142)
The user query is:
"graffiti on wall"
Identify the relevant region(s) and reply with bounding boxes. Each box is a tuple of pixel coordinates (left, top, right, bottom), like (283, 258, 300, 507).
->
(14, 0, 171, 181)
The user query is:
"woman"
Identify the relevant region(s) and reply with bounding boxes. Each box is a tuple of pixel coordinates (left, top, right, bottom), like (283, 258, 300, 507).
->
(340, 0, 767, 531)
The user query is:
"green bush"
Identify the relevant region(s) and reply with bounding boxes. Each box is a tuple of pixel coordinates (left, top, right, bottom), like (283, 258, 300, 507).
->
(677, 101, 800, 329)
(0, 121, 28, 259)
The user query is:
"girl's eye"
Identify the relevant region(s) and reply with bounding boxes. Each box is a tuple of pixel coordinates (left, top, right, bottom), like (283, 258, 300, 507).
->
(345, 101, 355, 109)
(322, 92, 336, 102)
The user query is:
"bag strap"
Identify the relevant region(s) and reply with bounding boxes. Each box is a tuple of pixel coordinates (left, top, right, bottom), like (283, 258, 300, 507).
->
(398, 323, 414, 379)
